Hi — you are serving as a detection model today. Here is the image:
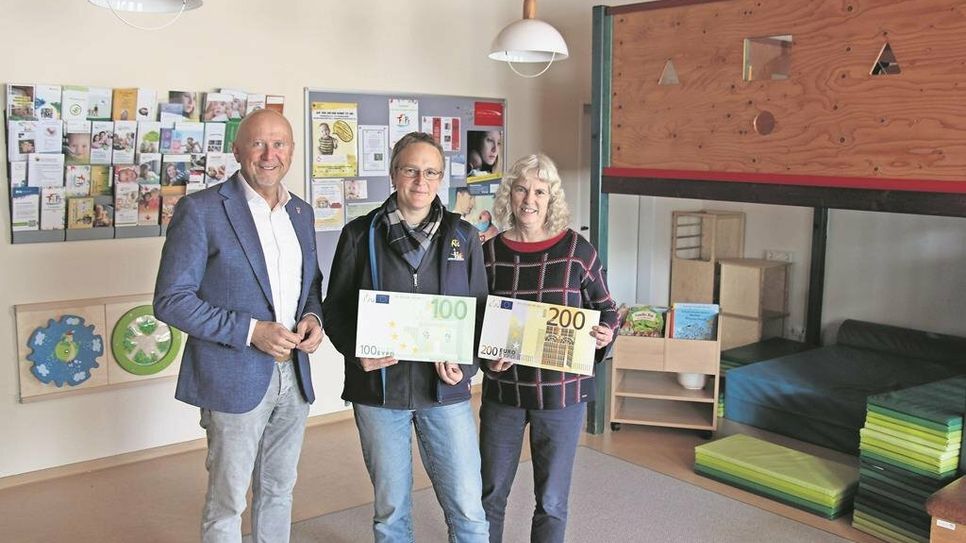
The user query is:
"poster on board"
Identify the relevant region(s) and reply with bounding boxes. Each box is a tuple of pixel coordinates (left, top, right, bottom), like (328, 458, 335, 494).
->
(311, 102, 358, 178)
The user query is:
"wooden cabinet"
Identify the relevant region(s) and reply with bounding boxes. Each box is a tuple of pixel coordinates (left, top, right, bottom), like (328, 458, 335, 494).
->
(718, 258, 790, 349)
(669, 210, 745, 304)
(610, 323, 720, 434)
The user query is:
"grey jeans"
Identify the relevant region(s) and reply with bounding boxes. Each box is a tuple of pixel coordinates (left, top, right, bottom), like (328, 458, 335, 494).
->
(199, 360, 309, 543)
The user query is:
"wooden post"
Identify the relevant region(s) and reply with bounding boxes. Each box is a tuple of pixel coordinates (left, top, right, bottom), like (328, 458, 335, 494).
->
(523, 0, 537, 19)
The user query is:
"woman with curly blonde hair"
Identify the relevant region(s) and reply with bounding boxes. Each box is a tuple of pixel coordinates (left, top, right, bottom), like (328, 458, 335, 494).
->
(479, 153, 620, 543)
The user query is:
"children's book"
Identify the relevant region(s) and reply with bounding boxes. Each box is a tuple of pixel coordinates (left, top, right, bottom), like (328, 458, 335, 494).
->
(670, 303, 720, 340)
(34, 84, 62, 120)
(40, 187, 66, 230)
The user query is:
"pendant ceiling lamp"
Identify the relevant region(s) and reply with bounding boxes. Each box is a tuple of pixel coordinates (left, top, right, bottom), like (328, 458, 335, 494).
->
(489, 0, 569, 78)
(89, 0, 202, 31)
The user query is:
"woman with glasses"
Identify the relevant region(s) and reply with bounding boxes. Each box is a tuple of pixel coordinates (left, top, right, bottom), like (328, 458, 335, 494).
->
(323, 131, 490, 542)
(479, 153, 619, 543)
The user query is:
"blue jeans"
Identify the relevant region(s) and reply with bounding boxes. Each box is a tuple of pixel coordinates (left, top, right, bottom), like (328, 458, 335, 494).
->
(199, 361, 309, 543)
(479, 401, 586, 543)
(353, 401, 489, 543)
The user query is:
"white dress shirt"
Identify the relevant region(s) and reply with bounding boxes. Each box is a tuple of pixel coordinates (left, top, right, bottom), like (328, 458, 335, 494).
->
(240, 177, 304, 344)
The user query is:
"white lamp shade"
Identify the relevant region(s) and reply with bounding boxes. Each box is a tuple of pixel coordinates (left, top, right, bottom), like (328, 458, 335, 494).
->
(489, 19, 569, 63)
(89, 0, 202, 13)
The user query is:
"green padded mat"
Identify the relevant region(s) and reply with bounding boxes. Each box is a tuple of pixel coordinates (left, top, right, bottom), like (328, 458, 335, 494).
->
(860, 429, 960, 463)
(858, 478, 927, 511)
(694, 434, 858, 498)
(860, 439, 959, 475)
(694, 452, 851, 507)
(865, 411, 963, 447)
(859, 458, 952, 493)
(858, 467, 937, 502)
(867, 376, 966, 430)
(860, 451, 957, 480)
(853, 510, 927, 543)
(855, 489, 930, 536)
(693, 464, 846, 519)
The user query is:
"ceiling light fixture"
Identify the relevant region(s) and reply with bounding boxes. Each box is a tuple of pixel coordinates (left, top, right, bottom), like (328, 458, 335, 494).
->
(88, 0, 202, 31)
(489, 0, 569, 78)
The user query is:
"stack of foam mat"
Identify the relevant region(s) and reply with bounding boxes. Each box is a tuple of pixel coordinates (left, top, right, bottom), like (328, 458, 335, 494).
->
(853, 376, 966, 543)
(694, 434, 858, 519)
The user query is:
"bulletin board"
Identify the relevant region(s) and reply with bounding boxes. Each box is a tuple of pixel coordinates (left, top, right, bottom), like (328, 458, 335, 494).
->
(303, 89, 508, 292)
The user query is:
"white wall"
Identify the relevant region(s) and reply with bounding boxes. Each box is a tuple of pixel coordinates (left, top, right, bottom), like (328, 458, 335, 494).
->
(0, 0, 605, 478)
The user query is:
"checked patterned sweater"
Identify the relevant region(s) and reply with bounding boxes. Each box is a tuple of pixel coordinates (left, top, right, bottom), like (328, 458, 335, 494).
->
(482, 229, 620, 410)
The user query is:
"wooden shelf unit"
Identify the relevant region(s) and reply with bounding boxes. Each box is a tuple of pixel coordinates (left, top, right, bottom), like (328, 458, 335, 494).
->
(669, 210, 745, 304)
(718, 258, 791, 349)
(610, 317, 721, 433)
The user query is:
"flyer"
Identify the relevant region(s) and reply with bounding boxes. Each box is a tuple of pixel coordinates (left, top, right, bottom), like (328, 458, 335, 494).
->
(358, 124, 389, 176)
(310, 178, 346, 231)
(311, 102, 358, 177)
(388, 98, 418, 150)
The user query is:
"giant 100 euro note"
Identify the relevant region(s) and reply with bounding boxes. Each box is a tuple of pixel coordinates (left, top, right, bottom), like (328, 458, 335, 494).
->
(477, 295, 601, 376)
(355, 290, 477, 365)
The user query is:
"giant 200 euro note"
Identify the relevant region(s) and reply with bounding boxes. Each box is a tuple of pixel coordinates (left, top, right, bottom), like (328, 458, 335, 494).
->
(477, 295, 601, 376)
(355, 290, 477, 365)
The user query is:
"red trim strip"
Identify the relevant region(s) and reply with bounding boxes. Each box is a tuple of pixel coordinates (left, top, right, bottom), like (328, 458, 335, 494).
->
(602, 168, 966, 194)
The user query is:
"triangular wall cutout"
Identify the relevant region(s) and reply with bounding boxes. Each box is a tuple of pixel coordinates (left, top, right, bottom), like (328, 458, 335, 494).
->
(871, 43, 901, 75)
(659, 59, 680, 85)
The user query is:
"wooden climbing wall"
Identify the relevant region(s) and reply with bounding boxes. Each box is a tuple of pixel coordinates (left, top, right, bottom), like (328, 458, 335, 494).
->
(609, 0, 966, 190)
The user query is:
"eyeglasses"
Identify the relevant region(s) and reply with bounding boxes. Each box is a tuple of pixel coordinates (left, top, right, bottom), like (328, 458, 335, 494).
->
(395, 166, 443, 181)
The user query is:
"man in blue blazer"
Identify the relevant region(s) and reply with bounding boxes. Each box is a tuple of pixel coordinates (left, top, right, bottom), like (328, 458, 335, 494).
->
(154, 109, 324, 543)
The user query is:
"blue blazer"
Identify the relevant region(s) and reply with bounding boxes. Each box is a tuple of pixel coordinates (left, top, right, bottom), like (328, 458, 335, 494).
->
(154, 175, 323, 413)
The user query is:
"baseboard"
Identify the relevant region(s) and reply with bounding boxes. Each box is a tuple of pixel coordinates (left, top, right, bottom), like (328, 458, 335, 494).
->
(0, 408, 355, 491)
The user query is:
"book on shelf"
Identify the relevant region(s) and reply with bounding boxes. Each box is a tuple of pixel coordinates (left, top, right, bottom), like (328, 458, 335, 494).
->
(61, 85, 89, 122)
(138, 184, 161, 225)
(68, 197, 96, 229)
(112, 120, 137, 164)
(27, 153, 65, 187)
(40, 187, 66, 231)
(7, 120, 36, 161)
(89, 120, 115, 164)
(203, 92, 231, 121)
(86, 87, 112, 121)
(93, 196, 114, 227)
(64, 120, 93, 164)
(136, 89, 158, 121)
(245, 93, 266, 115)
(7, 84, 35, 120)
(203, 122, 226, 152)
(114, 181, 139, 227)
(65, 165, 92, 197)
(9, 161, 28, 189)
(112, 88, 138, 121)
(219, 89, 248, 120)
(11, 186, 40, 231)
(90, 164, 113, 196)
(136, 121, 162, 156)
(670, 303, 720, 341)
(136, 153, 162, 184)
(34, 84, 62, 120)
